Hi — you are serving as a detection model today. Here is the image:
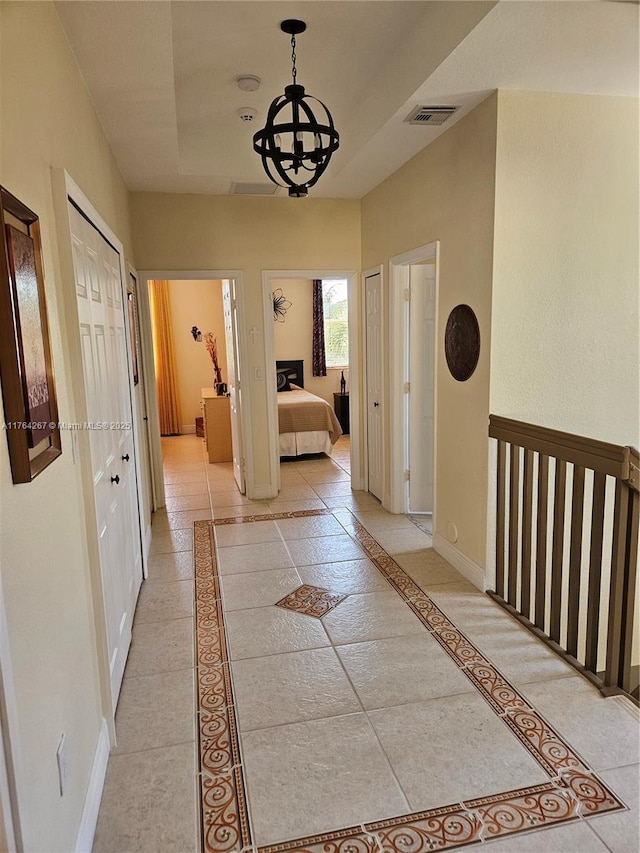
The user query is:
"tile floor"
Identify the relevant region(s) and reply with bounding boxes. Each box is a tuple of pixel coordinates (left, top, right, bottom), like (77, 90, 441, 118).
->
(93, 435, 640, 853)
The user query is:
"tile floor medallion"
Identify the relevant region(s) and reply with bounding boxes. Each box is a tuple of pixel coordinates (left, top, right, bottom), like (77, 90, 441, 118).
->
(275, 584, 348, 618)
(194, 510, 627, 853)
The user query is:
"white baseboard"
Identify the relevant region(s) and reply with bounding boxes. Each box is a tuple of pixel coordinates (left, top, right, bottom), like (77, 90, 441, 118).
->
(75, 719, 110, 853)
(180, 424, 196, 435)
(142, 521, 152, 579)
(249, 483, 278, 500)
(433, 534, 486, 591)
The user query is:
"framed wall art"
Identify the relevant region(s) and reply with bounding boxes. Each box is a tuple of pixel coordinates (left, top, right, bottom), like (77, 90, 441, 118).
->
(444, 303, 481, 382)
(0, 186, 61, 483)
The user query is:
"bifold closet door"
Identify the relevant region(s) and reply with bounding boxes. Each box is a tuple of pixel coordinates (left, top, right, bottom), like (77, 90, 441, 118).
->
(69, 202, 142, 706)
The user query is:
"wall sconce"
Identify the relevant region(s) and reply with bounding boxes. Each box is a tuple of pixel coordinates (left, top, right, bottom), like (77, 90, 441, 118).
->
(191, 326, 202, 342)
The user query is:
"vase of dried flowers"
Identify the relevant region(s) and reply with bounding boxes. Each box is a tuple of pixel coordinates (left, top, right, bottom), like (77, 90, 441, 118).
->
(203, 332, 223, 389)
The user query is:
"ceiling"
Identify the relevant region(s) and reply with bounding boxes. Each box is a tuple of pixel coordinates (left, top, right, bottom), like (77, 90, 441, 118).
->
(55, 0, 639, 199)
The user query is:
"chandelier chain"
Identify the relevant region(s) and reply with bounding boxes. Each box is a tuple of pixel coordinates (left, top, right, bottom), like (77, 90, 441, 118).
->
(291, 34, 297, 84)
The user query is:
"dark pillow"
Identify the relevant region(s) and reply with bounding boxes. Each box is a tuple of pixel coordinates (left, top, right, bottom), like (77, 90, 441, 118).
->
(276, 372, 291, 392)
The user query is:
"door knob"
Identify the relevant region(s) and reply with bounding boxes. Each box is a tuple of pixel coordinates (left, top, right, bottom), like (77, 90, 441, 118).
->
(373, 401, 380, 407)
(122, 454, 130, 462)
(111, 474, 120, 484)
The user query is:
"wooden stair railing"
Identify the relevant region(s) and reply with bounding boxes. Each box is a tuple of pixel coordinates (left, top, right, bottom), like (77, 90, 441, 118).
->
(489, 416, 639, 702)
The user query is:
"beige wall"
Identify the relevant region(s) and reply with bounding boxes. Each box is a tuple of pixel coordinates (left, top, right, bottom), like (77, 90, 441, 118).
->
(167, 280, 228, 431)
(361, 95, 498, 570)
(491, 90, 639, 445)
(130, 194, 361, 488)
(0, 2, 135, 850)
(273, 279, 346, 405)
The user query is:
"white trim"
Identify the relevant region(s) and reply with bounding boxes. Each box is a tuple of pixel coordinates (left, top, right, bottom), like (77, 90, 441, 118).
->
(74, 719, 109, 853)
(388, 261, 408, 513)
(347, 272, 364, 490)
(126, 263, 154, 570)
(262, 270, 359, 498)
(361, 266, 385, 501)
(433, 534, 487, 591)
(0, 577, 23, 851)
(133, 273, 164, 511)
(180, 424, 197, 435)
(485, 439, 498, 592)
(138, 270, 253, 499)
(64, 174, 122, 254)
(388, 242, 439, 520)
(261, 273, 280, 496)
(251, 483, 277, 500)
(228, 275, 255, 498)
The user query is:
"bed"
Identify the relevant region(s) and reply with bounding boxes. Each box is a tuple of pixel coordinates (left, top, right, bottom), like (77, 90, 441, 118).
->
(276, 360, 342, 456)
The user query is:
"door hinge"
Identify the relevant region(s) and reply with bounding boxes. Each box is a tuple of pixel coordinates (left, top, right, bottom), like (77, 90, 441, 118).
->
(404, 469, 410, 481)
(404, 288, 411, 302)
(240, 457, 246, 472)
(403, 382, 410, 393)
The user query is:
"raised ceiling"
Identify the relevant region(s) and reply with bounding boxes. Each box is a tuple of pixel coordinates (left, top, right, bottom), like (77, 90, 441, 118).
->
(55, 0, 639, 199)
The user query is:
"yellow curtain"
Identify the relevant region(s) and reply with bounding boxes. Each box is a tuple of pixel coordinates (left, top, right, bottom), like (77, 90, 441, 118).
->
(149, 280, 181, 435)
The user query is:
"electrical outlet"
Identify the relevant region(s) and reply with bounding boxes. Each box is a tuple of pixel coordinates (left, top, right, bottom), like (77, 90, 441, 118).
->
(56, 733, 68, 797)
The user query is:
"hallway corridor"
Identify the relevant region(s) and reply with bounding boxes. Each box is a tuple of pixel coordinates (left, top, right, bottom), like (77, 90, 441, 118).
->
(93, 436, 639, 853)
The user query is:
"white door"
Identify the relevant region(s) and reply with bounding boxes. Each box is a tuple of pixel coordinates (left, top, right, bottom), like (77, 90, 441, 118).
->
(222, 281, 245, 492)
(408, 264, 435, 513)
(69, 203, 142, 706)
(365, 273, 383, 500)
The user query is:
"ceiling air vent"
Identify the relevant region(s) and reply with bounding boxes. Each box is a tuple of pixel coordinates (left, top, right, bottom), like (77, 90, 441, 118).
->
(230, 182, 279, 196)
(404, 105, 458, 126)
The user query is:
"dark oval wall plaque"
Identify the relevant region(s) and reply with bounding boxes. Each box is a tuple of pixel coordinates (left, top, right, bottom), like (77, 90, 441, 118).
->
(444, 304, 480, 382)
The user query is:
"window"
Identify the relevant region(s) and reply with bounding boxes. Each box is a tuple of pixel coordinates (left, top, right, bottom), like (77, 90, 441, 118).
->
(322, 279, 349, 367)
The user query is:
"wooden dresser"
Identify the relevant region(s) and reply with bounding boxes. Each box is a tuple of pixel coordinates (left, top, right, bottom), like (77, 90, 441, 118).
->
(201, 389, 232, 463)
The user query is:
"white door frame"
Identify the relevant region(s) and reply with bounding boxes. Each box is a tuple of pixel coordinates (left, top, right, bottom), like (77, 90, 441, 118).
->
(389, 242, 440, 517)
(361, 266, 385, 500)
(0, 581, 23, 851)
(127, 264, 154, 560)
(138, 270, 254, 499)
(261, 270, 361, 495)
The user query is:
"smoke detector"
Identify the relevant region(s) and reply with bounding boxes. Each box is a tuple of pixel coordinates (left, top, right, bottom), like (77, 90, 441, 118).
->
(404, 105, 458, 126)
(238, 107, 257, 123)
(237, 75, 261, 92)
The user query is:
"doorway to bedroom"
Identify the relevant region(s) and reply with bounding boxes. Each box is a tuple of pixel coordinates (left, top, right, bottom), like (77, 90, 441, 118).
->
(262, 270, 360, 497)
(140, 269, 249, 503)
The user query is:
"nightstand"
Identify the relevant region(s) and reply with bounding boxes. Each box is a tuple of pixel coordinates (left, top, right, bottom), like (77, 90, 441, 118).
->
(201, 389, 232, 463)
(333, 392, 350, 435)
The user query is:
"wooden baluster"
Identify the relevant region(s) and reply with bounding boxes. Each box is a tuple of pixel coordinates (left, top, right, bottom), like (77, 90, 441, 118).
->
(496, 440, 506, 598)
(621, 487, 639, 695)
(550, 460, 567, 643)
(605, 480, 630, 688)
(508, 444, 520, 608)
(535, 454, 549, 631)
(585, 472, 606, 673)
(567, 465, 585, 658)
(521, 449, 534, 620)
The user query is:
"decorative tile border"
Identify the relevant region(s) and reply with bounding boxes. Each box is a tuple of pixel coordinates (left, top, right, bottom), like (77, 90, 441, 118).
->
(212, 508, 336, 526)
(275, 584, 347, 618)
(195, 512, 626, 853)
(194, 522, 253, 853)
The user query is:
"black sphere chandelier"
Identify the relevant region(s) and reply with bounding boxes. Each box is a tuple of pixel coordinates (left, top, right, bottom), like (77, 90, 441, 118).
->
(253, 20, 340, 198)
